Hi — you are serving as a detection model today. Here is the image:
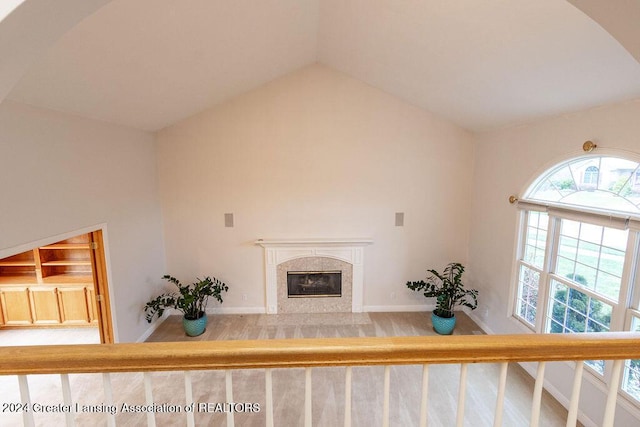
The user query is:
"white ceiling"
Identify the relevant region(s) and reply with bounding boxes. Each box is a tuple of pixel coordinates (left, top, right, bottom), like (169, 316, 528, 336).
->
(7, 0, 640, 132)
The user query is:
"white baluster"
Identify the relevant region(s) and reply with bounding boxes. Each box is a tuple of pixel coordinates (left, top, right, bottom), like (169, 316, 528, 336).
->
(102, 373, 116, 427)
(226, 370, 235, 427)
(566, 361, 584, 427)
(184, 371, 195, 427)
(143, 372, 156, 427)
(456, 364, 468, 427)
(603, 360, 623, 427)
(530, 362, 546, 427)
(265, 368, 274, 427)
(344, 367, 352, 427)
(60, 373, 75, 427)
(493, 363, 508, 427)
(419, 365, 429, 427)
(305, 367, 312, 427)
(383, 365, 390, 427)
(18, 375, 35, 427)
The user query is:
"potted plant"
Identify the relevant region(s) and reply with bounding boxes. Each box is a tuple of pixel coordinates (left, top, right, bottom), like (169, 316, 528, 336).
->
(406, 262, 478, 335)
(144, 274, 229, 336)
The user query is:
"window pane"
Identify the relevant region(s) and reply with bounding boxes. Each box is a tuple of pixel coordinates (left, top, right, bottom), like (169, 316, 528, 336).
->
(558, 236, 578, 259)
(587, 299, 612, 331)
(556, 256, 575, 280)
(528, 156, 640, 214)
(516, 265, 539, 327)
(549, 281, 570, 333)
(599, 246, 625, 274)
(623, 316, 640, 402)
(595, 270, 623, 301)
(530, 211, 541, 228)
(583, 166, 599, 186)
(547, 280, 612, 375)
(568, 289, 588, 315)
(579, 223, 603, 245)
(549, 166, 577, 197)
(623, 360, 640, 402)
(576, 241, 600, 269)
(523, 212, 548, 269)
(546, 280, 612, 335)
(603, 228, 627, 251)
(561, 220, 580, 239)
(574, 263, 597, 290)
(555, 219, 627, 301)
(586, 360, 605, 375)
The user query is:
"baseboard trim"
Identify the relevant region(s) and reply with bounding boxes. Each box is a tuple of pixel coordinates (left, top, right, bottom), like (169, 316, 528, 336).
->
(136, 311, 169, 343)
(363, 304, 434, 312)
(466, 311, 495, 334)
(206, 306, 266, 315)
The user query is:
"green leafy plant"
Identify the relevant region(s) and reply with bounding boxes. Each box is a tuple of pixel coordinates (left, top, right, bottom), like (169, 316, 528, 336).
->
(144, 274, 229, 322)
(406, 262, 478, 318)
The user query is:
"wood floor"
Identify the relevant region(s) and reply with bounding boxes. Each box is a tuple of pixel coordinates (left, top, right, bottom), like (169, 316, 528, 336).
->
(0, 312, 579, 426)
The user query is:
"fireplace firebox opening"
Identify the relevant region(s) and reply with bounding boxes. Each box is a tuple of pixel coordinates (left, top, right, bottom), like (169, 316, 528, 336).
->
(287, 271, 342, 298)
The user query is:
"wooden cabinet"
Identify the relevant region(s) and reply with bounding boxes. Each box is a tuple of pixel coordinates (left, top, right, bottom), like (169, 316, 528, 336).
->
(0, 287, 32, 326)
(0, 233, 97, 328)
(30, 287, 60, 325)
(58, 287, 92, 324)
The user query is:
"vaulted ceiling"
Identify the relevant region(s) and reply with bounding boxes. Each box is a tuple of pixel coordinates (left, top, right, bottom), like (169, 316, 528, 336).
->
(5, 0, 640, 132)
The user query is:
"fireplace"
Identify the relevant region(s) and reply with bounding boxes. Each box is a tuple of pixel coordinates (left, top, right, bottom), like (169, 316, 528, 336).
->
(277, 258, 351, 313)
(256, 238, 373, 313)
(287, 271, 342, 298)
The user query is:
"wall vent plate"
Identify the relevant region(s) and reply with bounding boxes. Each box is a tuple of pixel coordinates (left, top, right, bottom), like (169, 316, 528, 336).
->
(224, 213, 234, 227)
(395, 212, 404, 227)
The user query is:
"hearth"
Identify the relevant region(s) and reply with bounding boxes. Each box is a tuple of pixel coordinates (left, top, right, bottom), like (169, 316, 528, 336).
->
(287, 271, 342, 298)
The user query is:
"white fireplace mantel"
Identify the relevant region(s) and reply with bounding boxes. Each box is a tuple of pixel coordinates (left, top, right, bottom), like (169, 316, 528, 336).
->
(256, 238, 373, 314)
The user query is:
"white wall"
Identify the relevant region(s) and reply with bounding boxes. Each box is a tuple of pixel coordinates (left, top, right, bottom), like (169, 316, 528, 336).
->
(568, 0, 640, 63)
(156, 64, 475, 312)
(0, 0, 111, 102)
(469, 98, 640, 426)
(0, 100, 166, 343)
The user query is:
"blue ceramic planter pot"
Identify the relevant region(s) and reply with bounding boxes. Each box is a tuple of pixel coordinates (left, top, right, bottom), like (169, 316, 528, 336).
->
(432, 312, 456, 335)
(183, 314, 207, 337)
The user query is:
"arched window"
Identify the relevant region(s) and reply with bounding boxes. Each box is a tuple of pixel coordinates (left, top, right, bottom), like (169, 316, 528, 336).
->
(513, 155, 640, 402)
(527, 156, 640, 213)
(582, 165, 599, 186)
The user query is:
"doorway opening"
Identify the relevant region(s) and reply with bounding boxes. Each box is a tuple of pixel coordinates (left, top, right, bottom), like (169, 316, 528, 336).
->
(0, 229, 113, 345)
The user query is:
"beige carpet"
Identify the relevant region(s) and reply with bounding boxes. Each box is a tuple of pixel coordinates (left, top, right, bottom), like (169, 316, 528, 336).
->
(0, 326, 100, 347)
(0, 312, 577, 426)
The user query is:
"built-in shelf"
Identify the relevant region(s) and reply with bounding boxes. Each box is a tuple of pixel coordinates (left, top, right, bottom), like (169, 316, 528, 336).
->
(42, 274, 93, 284)
(41, 260, 91, 267)
(0, 233, 97, 328)
(0, 261, 36, 267)
(40, 243, 91, 250)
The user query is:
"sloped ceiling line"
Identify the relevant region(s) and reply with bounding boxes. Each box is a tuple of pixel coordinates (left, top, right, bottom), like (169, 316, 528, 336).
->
(2, 0, 640, 133)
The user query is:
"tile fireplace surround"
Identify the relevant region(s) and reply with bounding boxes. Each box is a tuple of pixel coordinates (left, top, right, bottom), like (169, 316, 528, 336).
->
(256, 238, 373, 314)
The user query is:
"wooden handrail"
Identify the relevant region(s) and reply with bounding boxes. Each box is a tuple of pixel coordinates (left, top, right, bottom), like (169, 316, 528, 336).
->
(2, 333, 640, 376)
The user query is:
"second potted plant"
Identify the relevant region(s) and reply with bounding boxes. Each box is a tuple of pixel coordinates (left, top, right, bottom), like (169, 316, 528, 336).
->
(144, 274, 229, 336)
(406, 262, 478, 334)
